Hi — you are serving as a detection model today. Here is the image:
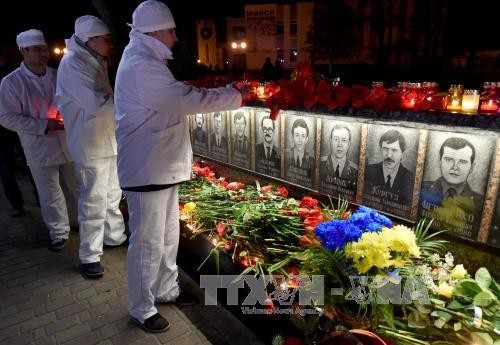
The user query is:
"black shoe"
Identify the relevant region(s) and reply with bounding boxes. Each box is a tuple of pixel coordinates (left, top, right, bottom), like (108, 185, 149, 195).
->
(175, 290, 199, 307)
(82, 262, 104, 279)
(133, 313, 170, 333)
(48, 239, 66, 252)
(10, 208, 25, 218)
(104, 238, 129, 249)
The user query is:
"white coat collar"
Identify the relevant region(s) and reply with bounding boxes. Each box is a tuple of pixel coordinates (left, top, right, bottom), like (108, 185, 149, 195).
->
(20, 61, 46, 79)
(65, 34, 106, 66)
(129, 29, 173, 61)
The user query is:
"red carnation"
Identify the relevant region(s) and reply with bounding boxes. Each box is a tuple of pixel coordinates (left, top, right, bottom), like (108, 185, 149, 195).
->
(299, 196, 318, 208)
(278, 186, 289, 198)
(351, 85, 369, 109)
(216, 223, 227, 237)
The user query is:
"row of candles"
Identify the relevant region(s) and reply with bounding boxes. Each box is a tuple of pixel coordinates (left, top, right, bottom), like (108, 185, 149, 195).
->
(383, 81, 499, 114)
(446, 82, 499, 114)
(253, 80, 500, 115)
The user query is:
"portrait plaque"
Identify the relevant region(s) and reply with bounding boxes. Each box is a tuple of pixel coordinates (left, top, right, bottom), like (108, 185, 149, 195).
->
(418, 131, 496, 240)
(229, 109, 251, 169)
(284, 114, 316, 189)
(191, 113, 209, 156)
(319, 119, 361, 202)
(254, 110, 281, 178)
(209, 111, 229, 162)
(362, 124, 420, 218)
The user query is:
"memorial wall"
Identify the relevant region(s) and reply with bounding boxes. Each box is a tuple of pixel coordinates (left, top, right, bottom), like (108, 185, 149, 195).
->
(190, 107, 500, 249)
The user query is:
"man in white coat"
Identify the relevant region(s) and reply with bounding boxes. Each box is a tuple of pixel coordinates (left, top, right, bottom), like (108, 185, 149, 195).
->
(0, 29, 77, 251)
(114, 0, 251, 333)
(56, 16, 127, 279)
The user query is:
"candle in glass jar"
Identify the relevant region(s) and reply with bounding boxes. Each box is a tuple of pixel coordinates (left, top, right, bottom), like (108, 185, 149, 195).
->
(480, 99, 499, 112)
(461, 89, 480, 114)
(447, 84, 463, 112)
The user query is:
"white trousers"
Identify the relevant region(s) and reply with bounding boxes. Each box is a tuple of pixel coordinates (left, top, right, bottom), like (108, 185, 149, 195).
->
(124, 186, 180, 323)
(30, 162, 78, 241)
(76, 156, 126, 264)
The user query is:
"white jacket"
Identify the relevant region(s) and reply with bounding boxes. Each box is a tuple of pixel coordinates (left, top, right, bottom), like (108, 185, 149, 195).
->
(114, 31, 242, 188)
(56, 35, 117, 165)
(0, 63, 71, 167)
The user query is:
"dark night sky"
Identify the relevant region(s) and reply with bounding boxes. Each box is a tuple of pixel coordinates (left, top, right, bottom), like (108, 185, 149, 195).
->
(0, 0, 246, 47)
(1, 0, 498, 72)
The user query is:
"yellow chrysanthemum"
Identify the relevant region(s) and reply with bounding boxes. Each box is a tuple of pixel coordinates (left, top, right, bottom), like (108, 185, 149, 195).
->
(344, 225, 420, 274)
(184, 202, 197, 212)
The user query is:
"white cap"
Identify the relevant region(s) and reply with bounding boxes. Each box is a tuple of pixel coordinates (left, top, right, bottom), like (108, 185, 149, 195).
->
(75, 15, 110, 43)
(16, 29, 47, 48)
(130, 0, 176, 33)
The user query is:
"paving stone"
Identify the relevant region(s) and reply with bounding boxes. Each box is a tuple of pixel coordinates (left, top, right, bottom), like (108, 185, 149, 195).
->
(104, 308, 129, 324)
(78, 310, 90, 322)
(32, 326, 45, 340)
(63, 331, 102, 345)
(75, 287, 97, 301)
(89, 315, 107, 330)
(169, 331, 204, 345)
(45, 295, 75, 312)
(55, 302, 87, 319)
(0, 324, 19, 340)
(34, 338, 56, 345)
(34, 305, 46, 317)
(87, 291, 116, 307)
(109, 328, 138, 344)
(156, 321, 190, 343)
(17, 294, 49, 312)
(129, 335, 161, 345)
(95, 280, 119, 294)
(0, 304, 17, 319)
(99, 324, 119, 339)
(20, 312, 56, 332)
(55, 323, 91, 344)
(45, 315, 79, 335)
(32, 282, 63, 297)
(68, 280, 93, 293)
(49, 287, 71, 300)
(0, 309, 34, 329)
(1, 333, 32, 345)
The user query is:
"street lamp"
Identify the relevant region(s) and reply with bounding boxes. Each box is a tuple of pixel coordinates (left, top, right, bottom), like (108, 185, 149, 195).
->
(231, 41, 247, 50)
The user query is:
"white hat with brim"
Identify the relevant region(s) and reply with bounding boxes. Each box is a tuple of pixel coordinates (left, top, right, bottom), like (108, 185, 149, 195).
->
(16, 29, 47, 48)
(128, 0, 176, 33)
(75, 15, 110, 43)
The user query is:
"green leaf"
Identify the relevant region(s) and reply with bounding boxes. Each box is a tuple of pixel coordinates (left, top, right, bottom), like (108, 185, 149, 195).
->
(475, 267, 493, 290)
(434, 318, 446, 329)
(430, 310, 452, 322)
(471, 332, 493, 345)
(455, 279, 482, 298)
(453, 322, 462, 331)
(407, 309, 427, 329)
(447, 300, 466, 309)
(377, 304, 395, 329)
(430, 298, 446, 307)
(267, 257, 292, 273)
(474, 290, 497, 307)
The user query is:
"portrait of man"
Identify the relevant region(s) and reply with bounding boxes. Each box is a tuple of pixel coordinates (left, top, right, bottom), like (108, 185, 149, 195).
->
(363, 127, 418, 218)
(419, 135, 491, 240)
(192, 113, 208, 155)
(285, 116, 315, 189)
(255, 113, 280, 177)
(320, 121, 360, 201)
(230, 110, 251, 168)
(209, 111, 228, 162)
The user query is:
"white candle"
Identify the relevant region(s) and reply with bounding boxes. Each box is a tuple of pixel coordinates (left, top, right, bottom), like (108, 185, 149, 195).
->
(461, 89, 479, 114)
